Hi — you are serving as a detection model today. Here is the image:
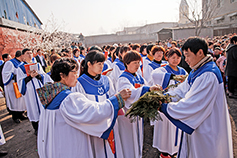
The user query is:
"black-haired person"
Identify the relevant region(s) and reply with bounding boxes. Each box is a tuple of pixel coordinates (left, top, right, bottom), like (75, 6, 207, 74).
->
(151, 48, 187, 158)
(144, 46, 168, 86)
(142, 44, 154, 77)
(225, 35, 237, 98)
(79, 46, 86, 60)
(72, 51, 123, 157)
(116, 51, 161, 158)
(73, 48, 80, 60)
(0, 54, 12, 91)
(37, 58, 131, 158)
(160, 37, 232, 158)
(105, 46, 115, 68)
(139, 44, 147, 76)
(35, 49, 47, 72)
(16, 48, 52, 135)
(2, 51, 27, 123)
(108, 46, 130, 88)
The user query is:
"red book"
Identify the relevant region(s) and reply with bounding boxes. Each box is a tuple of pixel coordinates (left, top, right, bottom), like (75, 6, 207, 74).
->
(24, 63, 37, 76)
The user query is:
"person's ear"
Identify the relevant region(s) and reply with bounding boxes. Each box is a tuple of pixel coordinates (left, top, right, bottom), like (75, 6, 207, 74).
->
(60, 73, 66, 80)
(87, 61, 92, 68)
(197, 49, 204, 57)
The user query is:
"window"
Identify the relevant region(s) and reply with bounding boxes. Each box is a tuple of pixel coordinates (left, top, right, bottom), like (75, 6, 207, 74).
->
(230, 15, 237, 21)
(217, 19, 224, 24)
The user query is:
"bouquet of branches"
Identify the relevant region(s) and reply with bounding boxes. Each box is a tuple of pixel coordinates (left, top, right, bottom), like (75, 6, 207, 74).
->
(125, 74, 188, 122)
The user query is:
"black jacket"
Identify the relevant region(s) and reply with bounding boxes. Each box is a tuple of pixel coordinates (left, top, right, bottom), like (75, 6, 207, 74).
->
(35, 55, 47, 71)
(0, 63, 5, 90)
(225, 44, 237, 77)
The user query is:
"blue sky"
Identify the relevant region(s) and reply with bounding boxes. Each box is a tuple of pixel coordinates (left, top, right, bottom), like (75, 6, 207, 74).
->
(26, 0, 181, 36)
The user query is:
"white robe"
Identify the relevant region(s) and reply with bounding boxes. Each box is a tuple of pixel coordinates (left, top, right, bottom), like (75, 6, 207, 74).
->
(2, 59, 26, 111)
(161, 61, 233, 158)
(144, 60, 167, 86)
(16, 62, 49, 122)
(151, 65, 187, 155)
(116, 71, 150, 158)
(72, 74, 123, 158)
(38, 92, 120, 158)
(108, 59, 125, 89)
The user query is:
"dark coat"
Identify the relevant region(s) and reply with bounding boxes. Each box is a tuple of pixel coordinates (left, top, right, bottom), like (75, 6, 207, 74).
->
(35, 55, 47, 72)
(225, 44, 237, 77)
(0, 63, 5, 90)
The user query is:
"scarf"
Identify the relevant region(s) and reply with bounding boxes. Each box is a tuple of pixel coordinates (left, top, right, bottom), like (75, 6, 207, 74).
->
(191, 54, 213, 71)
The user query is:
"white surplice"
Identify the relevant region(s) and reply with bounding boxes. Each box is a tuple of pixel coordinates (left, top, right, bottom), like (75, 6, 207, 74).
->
(116, 71, 150, 158)
(160, 61, 233, 158)
(72, 74, 123, 158)
(151, 65, 187, 155)
(2, 59, 26, 111)
(16, 62, 50, 122)
(38, 92, 120, 158)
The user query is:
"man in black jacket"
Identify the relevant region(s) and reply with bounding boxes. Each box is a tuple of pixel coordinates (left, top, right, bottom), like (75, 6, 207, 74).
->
(225, 35, 237, 98)
(35, 49, 47, 72)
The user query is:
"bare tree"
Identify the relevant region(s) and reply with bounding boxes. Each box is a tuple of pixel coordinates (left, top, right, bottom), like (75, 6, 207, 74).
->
(180, 0, 219, 36)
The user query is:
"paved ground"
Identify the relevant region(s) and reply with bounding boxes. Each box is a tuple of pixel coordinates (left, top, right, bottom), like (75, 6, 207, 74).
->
(0, 96, 236, 158)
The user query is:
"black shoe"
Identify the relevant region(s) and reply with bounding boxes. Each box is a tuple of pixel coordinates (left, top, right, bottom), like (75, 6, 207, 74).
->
(13, 119, 21, 123)
(19, 115, 28, 120)
(0, 150, 8, 156)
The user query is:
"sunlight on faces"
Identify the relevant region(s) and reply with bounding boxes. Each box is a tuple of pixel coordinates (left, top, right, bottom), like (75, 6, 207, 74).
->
(153, 51, 163, 61)
(126, 60, 140, 73)
(184, 49, 205, 67)
(88, 61, 104, 76)
(167, 53, 181, 68)
(60, 69, 78, 87)
(24, 51, 33, 62)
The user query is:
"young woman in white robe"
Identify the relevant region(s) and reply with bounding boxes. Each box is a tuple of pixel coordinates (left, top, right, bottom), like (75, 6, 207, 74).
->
(151, 48, 187, 158)
(37, 58, 131, 158)
(108, 46, 129, 88)
(142, 44, 154, 78)
(72, 51, 123, 158)
(2, 53, 27, 123)
(16, 48, 52, 134)
(144, 46, 167, 86)
(105, 46, 116, 68)
(160, 37, 233, 158)
(116, 51, 161, 158)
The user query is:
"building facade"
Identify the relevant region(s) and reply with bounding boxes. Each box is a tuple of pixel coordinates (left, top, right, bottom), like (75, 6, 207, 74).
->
(0, 0, 42, 57)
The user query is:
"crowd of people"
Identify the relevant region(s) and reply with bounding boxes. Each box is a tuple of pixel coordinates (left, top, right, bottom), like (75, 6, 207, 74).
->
(0, 33, 236, 158)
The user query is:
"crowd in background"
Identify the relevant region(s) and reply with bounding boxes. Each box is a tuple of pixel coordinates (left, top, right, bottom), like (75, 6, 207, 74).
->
(0, 33, 236, 157)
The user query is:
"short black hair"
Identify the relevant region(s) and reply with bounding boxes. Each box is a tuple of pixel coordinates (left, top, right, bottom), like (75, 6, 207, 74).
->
(37, 49, 41, 52)
(89, 45, 103, 52)
(51, 58, 79, 82)
(230, 35, 237, 44)
(15, 50, 22, 57)
(140, 45, 147, 54)
(182, 37, 208, 56)
(147, 44, 155, 54)
(22, 48, 31, 54)
(2, 54, 9, 60)
(80, 50, 105, 76)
